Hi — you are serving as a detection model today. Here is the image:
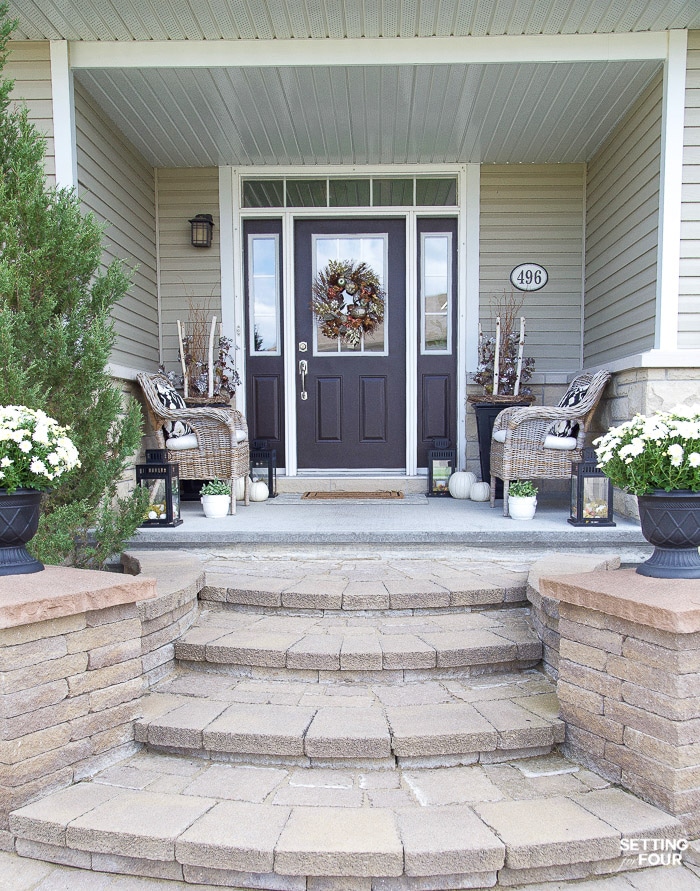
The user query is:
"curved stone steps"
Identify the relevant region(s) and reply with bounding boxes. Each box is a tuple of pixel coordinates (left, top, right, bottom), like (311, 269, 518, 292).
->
(201, 562, 528, 612)
(174, 606, 541, 677)
(10, 752, 682, 889)
(134, 670, 564, 765)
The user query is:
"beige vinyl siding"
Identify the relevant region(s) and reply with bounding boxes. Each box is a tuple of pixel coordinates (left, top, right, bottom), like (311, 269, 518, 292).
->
(479, 165, 584, 374)
(584, 73, 662, 365)
(74, 82, 158, 370)
(157, 168, 221, 373)
(680, 31, 700, 349)
(7, 41, 54, 181)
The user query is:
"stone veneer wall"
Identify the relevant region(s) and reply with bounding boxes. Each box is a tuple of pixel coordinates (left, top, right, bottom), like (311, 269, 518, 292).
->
(0, 553, 202, 845)
(526, 554, 621, 680)
(541, 570, 700, 839)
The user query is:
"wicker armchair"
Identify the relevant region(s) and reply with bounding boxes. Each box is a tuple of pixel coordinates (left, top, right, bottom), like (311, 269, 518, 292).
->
(489, 370, 611, 517)
(137, 372, 249, 514)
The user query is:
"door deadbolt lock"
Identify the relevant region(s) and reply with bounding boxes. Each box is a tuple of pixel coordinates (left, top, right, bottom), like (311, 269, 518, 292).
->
(298, 342, 308, 352)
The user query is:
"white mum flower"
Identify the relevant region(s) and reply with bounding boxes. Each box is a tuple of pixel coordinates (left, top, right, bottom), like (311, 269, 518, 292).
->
(689, 452, 700, 468)
(667, 443, 684, 467)
(18, 440, 32, 453)
(30, 458, 47, 475)
(0, 456, 11, 467)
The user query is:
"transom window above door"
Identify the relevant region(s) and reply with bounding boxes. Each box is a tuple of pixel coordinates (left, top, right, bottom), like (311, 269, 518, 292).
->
(242, 177, 457, 208)
(312, 234, 387, 355)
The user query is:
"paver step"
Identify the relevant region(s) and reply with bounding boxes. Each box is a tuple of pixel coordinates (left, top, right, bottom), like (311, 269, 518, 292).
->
(175, 605, 541, 677)
(134, 670, 564, 765)
(10, 749, 682, 889)
(201, 559, 528, 611)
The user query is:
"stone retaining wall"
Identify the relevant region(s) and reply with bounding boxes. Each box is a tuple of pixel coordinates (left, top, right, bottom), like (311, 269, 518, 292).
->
(526, 554, 620, 680)
(541, 570, 700, 838)
(0, 553, 203, 844)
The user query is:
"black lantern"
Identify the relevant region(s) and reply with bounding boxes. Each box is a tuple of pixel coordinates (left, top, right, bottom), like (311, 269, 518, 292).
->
(427, 438, 456, 497)
(136, 450, 183, 527)
(188, 213, 214, 248)
(250, 439, 277, 497)
(568, 446, 615, 526)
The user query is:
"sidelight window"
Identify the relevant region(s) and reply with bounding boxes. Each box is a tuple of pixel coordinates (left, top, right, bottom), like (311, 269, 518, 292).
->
(248, 234, 281, 355)
(421, 232, 452, 354)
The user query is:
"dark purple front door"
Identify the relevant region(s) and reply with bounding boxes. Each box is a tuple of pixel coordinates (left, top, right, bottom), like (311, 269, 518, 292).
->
(295, 218, 406, 469)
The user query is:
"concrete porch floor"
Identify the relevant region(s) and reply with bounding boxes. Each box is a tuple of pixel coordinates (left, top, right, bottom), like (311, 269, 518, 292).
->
(131, 491, 648, 559)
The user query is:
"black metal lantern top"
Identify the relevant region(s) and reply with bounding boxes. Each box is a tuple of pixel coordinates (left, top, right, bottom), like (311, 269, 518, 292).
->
(188, 213, 214, 248)
(427, 438, 456, 497)
(568, 446, 615, 527)
(136, 450, 183, 527)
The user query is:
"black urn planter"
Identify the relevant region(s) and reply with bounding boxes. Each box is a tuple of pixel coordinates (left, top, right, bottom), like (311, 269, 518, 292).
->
(636, 490, 700, 579)
(0, 489, 44, 576)
(472, 400, 533, 499)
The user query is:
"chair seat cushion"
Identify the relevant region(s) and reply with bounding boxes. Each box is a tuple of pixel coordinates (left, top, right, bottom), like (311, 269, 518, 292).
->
(548, 380, 590, 437)
(153, 379, 194, 439)
(165, 433, 199, 450)
(165, 429, 247, 450)
(492, 429, 576, 450)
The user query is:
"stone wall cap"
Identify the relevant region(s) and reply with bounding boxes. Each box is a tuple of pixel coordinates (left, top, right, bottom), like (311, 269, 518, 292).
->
(0, 565, 157, 629)
(540, 570, 700, 634)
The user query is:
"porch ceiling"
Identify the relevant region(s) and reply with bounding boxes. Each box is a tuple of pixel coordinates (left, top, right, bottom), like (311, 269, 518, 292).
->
(10, 0, 700, 40)
(74, 59, 661, 167)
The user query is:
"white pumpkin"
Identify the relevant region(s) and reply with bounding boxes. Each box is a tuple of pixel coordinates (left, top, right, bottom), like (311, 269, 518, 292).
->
(249, 479, 269, 502)
(448, 471, 477, 499)
(235, 476, 247, 501)
(469, 481, 491, 502)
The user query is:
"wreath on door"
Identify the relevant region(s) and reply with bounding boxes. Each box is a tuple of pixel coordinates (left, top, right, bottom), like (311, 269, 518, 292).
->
(311, 259, 385, 347)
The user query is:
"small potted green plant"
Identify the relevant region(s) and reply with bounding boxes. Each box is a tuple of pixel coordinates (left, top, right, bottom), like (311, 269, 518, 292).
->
(507, 479, 538, 520)
(200, 479, 231, 518)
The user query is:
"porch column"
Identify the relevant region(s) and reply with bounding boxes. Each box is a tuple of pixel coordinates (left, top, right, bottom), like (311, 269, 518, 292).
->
(49, 41, 77, 189)
(655, 30, 688, 351)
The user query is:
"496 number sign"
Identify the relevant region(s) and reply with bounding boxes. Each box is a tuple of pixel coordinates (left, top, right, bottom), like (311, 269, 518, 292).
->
(510, 263, 548, 292)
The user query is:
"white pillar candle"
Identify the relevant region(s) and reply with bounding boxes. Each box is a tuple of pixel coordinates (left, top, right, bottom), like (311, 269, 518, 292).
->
(514, 316, 525, 396)
(207, 315, 217, 398)
(176, 319, 188, 398)
(493, 316, 501, 396)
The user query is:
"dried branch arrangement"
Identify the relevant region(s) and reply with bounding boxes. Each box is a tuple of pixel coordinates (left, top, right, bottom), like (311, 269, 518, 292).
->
(474, 291, 535, 398)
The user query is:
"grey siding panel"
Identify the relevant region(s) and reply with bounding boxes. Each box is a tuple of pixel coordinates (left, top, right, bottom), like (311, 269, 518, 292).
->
(7, 41, 54, 180)
(584, 73, 662, 365)
(479, 165, 584, 373)
(680, 31, 700, 348)
(74, 82, 158, 369)
(157, 168, 222, 374)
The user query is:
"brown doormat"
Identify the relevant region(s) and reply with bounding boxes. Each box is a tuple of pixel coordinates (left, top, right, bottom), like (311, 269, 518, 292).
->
(302, 491, 404, 500)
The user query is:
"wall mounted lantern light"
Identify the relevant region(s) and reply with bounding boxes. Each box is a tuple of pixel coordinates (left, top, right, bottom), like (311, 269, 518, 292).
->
(189, 213, 214, 248)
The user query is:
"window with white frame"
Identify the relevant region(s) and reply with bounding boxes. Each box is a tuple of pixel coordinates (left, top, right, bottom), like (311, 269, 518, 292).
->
(421, 232, 452, 354)
(248, 234, 280, 355)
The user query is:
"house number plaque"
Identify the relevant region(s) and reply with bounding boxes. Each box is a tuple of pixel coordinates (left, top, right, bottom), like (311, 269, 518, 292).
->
(510, 263, 548, 292)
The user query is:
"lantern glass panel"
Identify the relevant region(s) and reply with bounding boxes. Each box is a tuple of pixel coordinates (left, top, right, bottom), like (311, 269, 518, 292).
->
(143, 476, 169, 522)
(581, 476, 611, 522)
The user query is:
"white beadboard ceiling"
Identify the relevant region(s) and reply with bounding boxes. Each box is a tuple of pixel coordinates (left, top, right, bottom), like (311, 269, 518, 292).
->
(74, 60, 661, 167)
(10, 0, 700, 40)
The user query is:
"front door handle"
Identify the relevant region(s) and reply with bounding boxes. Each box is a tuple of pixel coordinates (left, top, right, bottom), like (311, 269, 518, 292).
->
(299, 359, 308, 401)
